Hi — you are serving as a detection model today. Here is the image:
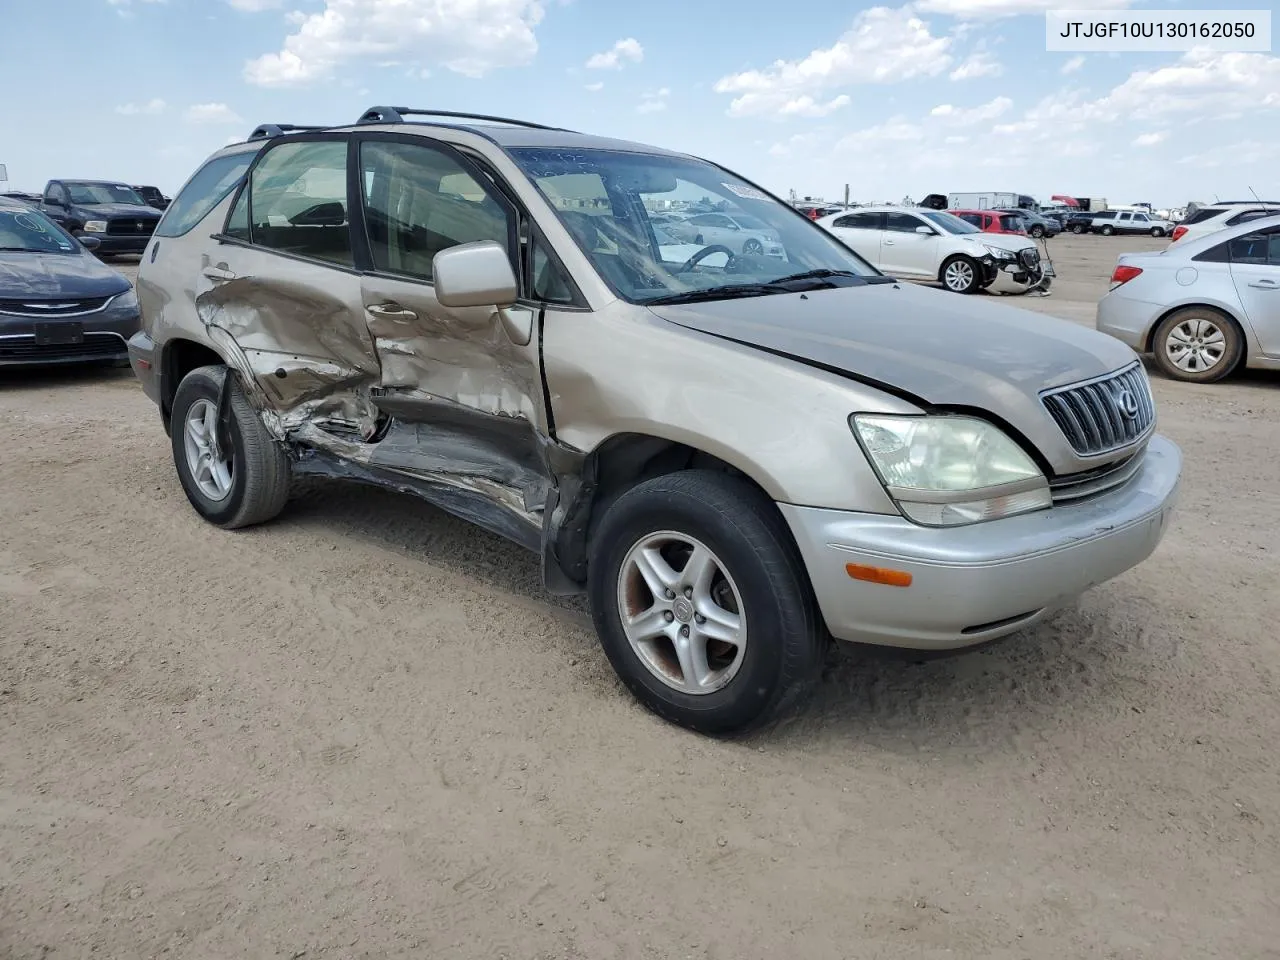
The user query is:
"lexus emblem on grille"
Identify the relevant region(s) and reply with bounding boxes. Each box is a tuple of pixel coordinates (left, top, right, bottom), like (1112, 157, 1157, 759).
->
(1113, 386, 1140, 419)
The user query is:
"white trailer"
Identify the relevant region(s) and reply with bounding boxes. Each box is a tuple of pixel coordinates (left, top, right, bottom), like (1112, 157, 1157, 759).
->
(947, 191, 1035, 211)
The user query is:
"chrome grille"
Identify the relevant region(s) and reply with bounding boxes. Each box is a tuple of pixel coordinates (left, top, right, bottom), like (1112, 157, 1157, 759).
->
(1049, 451, 1143, 504)
(1041, 362, 1154, 456)
(0, 295, 113, 317)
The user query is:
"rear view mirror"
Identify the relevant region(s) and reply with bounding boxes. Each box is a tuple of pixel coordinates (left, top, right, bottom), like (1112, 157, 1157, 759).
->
(433, 241, 518, 308)
(78, 235, 102, 251)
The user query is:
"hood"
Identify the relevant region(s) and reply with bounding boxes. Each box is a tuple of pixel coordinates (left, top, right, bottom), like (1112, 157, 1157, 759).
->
(647, 281, 1139, 472)
(0, 251, 132, 299)
(955, 233, 1034, 252)
(71, 202, 161, 220)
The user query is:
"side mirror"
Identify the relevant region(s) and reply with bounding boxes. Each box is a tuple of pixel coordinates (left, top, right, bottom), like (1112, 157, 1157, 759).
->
(45, 196, 64, 207)
(78, 235, 102, 251)
(433, 241, 518, 309)
(915, 225, 934, 235)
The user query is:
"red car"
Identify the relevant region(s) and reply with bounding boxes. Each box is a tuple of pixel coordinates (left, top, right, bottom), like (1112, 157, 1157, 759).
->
(950, 209, 1029, 236)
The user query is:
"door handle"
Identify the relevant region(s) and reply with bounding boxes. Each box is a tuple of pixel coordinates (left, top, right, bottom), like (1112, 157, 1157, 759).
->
(202, 265, 236, 282)
(367, 302, 418, 321)
(883, 239, 895, 245)
(1247, 280, 1278, 289)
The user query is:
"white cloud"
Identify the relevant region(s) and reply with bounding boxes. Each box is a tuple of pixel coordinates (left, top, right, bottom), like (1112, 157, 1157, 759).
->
(713, 6, 953, 118)
(245, 0, 546, 86)
(915, 0, 1131, 18)
(1061, 55, 1086, 75)
(778, 94, 851, 118)
(105, 0, 164, 15)
(1176, 139, 1280, 169)
(1133, 131, 1168, 147)
(929, 96, 1012, 123)
(585, 37, 643, 70)
(949, 51, 1002, 80)
(226, 0, 281, 9)
(943, 134, 969, 144)
(585, 81, 604, 92)
(185, 102, 244, 124)
(637, 88, 670, 114)
(115, 98, 166, 115)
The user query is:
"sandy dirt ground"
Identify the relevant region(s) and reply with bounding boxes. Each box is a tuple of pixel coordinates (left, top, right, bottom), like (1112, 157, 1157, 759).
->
(2, 234, 1278, 959)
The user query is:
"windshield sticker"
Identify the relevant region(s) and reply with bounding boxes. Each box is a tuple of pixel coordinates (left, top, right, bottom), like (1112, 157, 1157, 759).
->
(722, 183, 770, 201)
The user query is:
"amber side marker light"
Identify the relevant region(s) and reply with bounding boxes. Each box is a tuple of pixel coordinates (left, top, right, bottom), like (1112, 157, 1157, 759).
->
(845, 563, 913, 587)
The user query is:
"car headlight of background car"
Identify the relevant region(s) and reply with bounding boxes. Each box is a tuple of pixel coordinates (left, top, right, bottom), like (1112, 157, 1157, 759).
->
(851, 414, 1051, 526)
(83, 220, 109, 233)
(109, 287, 139, 312)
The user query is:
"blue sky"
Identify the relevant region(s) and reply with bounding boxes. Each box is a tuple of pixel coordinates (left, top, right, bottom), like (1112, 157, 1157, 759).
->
(1, 0, 1275, 207)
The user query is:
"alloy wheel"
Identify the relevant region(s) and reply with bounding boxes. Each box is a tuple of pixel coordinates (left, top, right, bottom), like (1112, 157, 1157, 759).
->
(183, 397, 234, 502)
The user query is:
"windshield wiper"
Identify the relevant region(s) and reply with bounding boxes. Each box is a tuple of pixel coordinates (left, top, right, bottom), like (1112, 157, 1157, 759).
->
(768, 268, 862, 284)
(645, 283, 796, 306)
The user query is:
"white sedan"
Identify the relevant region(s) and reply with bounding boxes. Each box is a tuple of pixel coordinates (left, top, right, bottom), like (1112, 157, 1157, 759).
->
(665, 212, 785, 258)
(816, 206, 1050, 295)
(1097, 214, 1280, 383)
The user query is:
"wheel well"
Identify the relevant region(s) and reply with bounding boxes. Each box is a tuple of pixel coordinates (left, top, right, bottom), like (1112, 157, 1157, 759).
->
(551, 434, 768, 585)
(160, 338, 224, 426)
(1144, 303, 1245, 361)
(937, 253, 972, 282)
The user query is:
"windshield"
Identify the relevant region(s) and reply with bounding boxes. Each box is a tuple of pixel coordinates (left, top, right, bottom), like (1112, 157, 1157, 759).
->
(920, 210, 980, 235)
(0, 208, 79, 253)
(65, 182, 146, 206)
(508, 147, 880, 304)
(998, 215, 1026, 232)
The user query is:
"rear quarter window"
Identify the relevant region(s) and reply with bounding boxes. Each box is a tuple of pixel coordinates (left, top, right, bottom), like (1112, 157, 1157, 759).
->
(155, 150, 259, 238)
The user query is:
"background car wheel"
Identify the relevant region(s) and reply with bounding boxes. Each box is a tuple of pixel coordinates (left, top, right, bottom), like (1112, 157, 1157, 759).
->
(694, 234, 704, 245)
(940, 255, 982, 294)
(742, 238, 764, 256)
(1151, 227, 1165, 237)
(170, 364, 291, 528)
(587, 470, 825, 736)
(1101, 224, 1115, 236)
(1030, 225, 1045, 238)
(1071, 224, 1086, 234)
(1152, 307, 1242, 383)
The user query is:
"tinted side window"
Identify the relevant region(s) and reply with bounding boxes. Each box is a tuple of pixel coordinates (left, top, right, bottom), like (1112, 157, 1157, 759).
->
(998, 215, 1023, 231)
(157, 151, 257, 238)
(884, 212, 923, 233)
(1193, 240, 1231, 263)
(360, 140, 512, 282)
(688, 215, 716, 226)
(835, 212, 880, 229)
(1228, 233, 1273, 265)
(957, 213, 981, 227)
(1184, 207, 1226, 224)
(237, 139, 352, 265)
(1227, 209, 1269, 226)
(1094, 211, 1115, 220)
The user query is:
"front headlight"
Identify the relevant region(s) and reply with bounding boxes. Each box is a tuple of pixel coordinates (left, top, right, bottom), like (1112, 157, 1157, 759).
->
(83, 220, 108, 233)
(851, 414, 1051, 526)
(109, 287, 138, 311)
(983, 244, 1016, 260)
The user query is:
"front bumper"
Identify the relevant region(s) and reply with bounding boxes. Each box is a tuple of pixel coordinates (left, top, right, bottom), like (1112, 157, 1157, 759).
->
(76, 232, 153, 255)
(781, 434, 1181, 650)
(0, 300, 140, 367)
(127, 330, 161, 405)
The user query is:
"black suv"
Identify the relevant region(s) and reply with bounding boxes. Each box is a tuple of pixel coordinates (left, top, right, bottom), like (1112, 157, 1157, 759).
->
(1065, 211, 1096, 234)
(39, 180, 162, 257)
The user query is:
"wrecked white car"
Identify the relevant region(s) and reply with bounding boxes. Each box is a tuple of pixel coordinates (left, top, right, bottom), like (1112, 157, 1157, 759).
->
(129, 107, 1181, 735)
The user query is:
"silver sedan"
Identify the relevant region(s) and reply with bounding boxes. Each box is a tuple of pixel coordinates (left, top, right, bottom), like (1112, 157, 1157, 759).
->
(1096, 214, 1280, 383)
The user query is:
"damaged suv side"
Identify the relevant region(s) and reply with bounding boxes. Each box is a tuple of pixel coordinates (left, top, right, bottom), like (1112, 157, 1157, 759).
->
(130, 108, 1181, 735)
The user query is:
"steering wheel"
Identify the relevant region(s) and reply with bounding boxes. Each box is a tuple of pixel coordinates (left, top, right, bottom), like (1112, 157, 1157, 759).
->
(675, 244, 737, 274)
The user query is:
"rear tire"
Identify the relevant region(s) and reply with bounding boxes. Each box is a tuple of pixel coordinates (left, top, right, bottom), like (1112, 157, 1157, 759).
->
(1071, 224, 1086, 234)
(1030, 225, 1045, 238)
(1151, 307, 1242, 384)
(940, 255, 982, 294)
(1151, 227, 1165, 237)
(170, 365, 291, 529)
(1101, 224, 1115, 236)
(587, 470, 825, 736)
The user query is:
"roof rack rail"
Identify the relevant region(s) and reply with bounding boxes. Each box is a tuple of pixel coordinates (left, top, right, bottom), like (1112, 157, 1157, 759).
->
(246, 123, 329, 141)
(355, 105, 559, 131)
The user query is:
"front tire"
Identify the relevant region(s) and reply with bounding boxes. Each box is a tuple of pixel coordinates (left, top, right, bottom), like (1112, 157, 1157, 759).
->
(742, 238, 764, 256)
(170, 365, 291, 528)
(940, 255, 982, 294)
(587, 470, 825, 736)
(1152, 307, 1242, 383)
